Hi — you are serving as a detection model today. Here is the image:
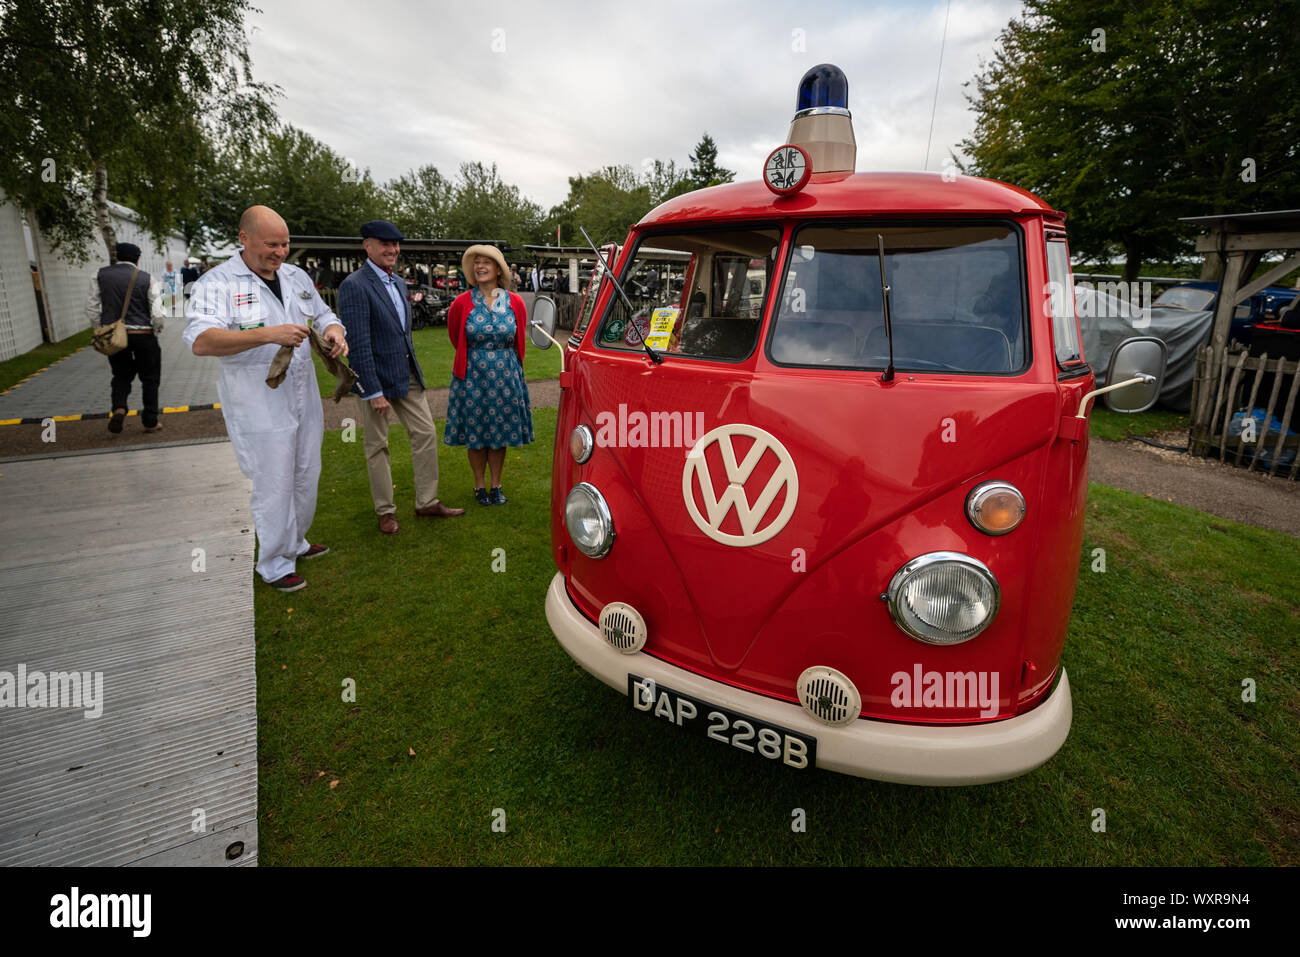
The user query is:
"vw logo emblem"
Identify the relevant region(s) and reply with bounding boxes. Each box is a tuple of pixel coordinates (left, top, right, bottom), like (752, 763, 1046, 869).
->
(682, 424, 799, 547)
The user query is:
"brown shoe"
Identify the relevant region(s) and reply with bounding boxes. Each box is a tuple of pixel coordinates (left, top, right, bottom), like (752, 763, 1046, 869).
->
(415, 500, 466, 518)
(378, 514, 400, 535)
(143, 421, 163, 433)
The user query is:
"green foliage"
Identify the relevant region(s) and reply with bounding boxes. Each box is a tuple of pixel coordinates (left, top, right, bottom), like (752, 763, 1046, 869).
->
(544, 159, 692, 249)
(686, 132, 735, 190)
(0, 0, 277, 261)
(383, 165, 454, 239)
(960, 0, 1300, 280)
(439, 161, 545, 250)
(202, 125, 386, 244)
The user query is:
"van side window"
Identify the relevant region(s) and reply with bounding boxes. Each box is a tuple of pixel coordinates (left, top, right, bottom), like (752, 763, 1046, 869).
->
(768, 222, 1027, 374)
(572, 245, 615, 343)
(1045, 238, 1083, 367)
(594, 228, 781, 361)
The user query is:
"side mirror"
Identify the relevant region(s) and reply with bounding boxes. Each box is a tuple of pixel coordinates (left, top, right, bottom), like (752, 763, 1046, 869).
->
(529, 295, 558, 350)
(1103, 336, 1167, 413)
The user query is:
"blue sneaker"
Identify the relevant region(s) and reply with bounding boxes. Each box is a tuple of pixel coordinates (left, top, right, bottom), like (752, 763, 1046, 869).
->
(475, 487, 491, 506)
(489, 486, 507, 505)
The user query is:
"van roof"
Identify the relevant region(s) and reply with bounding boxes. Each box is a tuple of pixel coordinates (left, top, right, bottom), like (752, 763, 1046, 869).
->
(638, 171, 1064, 228)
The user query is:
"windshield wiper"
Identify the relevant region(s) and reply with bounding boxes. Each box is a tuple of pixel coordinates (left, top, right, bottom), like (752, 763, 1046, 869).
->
(579, 226, 663, 364)
(877, 234, 895, 383)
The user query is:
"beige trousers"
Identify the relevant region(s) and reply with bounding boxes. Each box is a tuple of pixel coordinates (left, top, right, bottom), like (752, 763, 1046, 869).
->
(358, 375, 440, 516)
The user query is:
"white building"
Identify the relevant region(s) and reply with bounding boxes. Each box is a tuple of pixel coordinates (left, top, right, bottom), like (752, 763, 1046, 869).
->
(0, 189, 188, 361)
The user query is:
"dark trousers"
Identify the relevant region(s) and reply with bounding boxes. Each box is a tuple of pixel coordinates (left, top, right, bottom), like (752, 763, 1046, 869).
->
(108, 333, 161, 427)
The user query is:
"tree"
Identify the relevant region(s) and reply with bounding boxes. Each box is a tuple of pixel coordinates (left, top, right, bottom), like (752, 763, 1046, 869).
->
(0, 0, 277, 261)
(382, 165, 454, 239)
(643, 159, 693, 206)
(686, 133, 735, 190)
(960, 0, 1300, 280)
(202, 125, 386, 242)
(441, 161, 545, 250)
(544, 159, 692, 248)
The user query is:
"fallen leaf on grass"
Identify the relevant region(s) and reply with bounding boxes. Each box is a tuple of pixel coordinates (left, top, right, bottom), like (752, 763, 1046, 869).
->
(329, 779, 339, 789)
(409, 747, 416, 756)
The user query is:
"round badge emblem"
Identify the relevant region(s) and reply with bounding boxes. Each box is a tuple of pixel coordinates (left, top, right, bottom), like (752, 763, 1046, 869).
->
(602, 318, 626, 343)
(763, 144, 812, 196)
(682, 424, 799, 547)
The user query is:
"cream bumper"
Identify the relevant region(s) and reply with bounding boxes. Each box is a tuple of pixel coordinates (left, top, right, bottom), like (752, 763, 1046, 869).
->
(545, 572, 1072, 786)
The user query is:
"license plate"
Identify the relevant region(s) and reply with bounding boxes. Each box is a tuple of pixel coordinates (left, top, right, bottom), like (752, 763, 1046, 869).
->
(628, 674, 816, 770)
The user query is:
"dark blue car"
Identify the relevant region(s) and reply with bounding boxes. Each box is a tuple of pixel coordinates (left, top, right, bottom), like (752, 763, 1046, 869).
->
(1155, 280, 1299, 346)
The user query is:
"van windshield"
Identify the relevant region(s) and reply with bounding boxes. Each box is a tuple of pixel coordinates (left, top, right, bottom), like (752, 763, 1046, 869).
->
(769, 223, 1027, 374)
(594, 227, 782, 360)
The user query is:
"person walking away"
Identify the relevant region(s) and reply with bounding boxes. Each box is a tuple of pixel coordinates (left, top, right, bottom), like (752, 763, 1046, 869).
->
(85, 241, 167, 433)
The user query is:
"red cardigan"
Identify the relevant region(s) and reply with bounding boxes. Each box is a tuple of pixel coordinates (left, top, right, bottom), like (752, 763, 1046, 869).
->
(447, 290, 528, 380)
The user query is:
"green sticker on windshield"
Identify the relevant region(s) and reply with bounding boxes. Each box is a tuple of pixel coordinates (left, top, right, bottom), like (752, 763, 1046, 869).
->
(602, 318, 626, 343)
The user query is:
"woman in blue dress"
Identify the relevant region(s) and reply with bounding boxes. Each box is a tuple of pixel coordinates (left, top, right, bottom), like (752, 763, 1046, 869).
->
(445, 244, 534, 505)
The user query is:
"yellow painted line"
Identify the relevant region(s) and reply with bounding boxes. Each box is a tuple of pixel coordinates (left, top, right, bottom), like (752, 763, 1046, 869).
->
(0, 418, 20, 425)
(51, 415, 82, 422)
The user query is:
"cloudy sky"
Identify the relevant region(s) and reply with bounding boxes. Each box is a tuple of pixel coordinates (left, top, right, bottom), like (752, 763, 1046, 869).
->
(246, 0, 1025, 210)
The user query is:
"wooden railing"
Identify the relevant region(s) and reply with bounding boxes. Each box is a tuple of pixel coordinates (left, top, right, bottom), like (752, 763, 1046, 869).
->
(1189, 346, 1299, 478)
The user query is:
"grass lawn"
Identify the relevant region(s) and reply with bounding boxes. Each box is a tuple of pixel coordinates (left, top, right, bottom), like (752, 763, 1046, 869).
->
(256, 408, 1298, 865)
(0, 328, 93, 393)
(312, 326, 562, 397)
(1090, 407, 1189, 442)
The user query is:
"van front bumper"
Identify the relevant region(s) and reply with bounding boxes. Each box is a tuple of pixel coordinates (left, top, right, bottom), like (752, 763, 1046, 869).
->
(545, 572, 1072, 786)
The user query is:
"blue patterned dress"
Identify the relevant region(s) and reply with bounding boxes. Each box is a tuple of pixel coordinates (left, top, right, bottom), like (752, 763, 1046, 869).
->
(444, 289, 535, 448)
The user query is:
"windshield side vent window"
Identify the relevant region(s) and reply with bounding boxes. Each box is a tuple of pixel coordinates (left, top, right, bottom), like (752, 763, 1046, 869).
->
(1045, 238, 1083, 367)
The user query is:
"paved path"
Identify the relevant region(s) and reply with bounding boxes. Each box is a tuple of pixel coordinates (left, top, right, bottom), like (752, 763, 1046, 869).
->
(0, 330, 219, 421)
(1089, 436, 1300, 537)
(0, 443, 258, 865)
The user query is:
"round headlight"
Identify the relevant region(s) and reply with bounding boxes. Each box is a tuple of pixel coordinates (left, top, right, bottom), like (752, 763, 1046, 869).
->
(565, 482, 614, 558)
(570, 425, 594, 464)
(965, 481, 1025, 535)
(886, 552, 999, 645)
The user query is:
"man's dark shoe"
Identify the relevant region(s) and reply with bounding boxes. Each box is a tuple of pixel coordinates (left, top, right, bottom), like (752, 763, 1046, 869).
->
(475, 487, 491, 506)
(416, 501, 466, 518)
(267, 573, 307, 592)
(378, 514, 400, 535)
(489, 486, 507, 506)
(108, 408, 126, 433)
(300, 543, 330, 559)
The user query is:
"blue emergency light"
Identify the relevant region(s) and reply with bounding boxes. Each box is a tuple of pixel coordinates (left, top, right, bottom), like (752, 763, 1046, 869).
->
(795, 63, 849, 115)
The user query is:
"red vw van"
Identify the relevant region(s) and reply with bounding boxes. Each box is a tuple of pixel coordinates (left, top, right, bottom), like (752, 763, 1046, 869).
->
(538, 64, 1163, 785)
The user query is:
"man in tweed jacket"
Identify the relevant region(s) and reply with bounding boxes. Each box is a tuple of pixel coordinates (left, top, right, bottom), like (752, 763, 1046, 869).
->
(338, 220, 464, 533)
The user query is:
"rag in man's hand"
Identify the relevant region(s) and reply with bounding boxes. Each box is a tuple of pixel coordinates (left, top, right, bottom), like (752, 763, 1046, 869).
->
(267, 327, 358, 400)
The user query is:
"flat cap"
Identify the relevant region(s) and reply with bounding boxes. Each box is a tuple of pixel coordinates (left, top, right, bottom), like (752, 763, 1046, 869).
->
(115, 242, 141, 263)
(360, 220, 404, 241)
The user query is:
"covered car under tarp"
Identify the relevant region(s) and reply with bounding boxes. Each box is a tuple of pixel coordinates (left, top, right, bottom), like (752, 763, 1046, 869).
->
(1076, 285, 1213, 412)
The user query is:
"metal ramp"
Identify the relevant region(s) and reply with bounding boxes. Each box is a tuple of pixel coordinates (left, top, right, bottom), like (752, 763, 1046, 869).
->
(0, 442, 257, 865)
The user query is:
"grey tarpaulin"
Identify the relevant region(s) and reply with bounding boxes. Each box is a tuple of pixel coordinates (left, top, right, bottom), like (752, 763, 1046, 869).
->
(1076, 285, 1213, 412)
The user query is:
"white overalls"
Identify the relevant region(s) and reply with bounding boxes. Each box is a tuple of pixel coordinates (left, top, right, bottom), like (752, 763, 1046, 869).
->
(183, 255, 342, 583)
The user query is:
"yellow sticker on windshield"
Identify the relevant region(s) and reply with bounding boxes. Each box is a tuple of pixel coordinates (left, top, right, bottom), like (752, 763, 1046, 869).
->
(645, 307, 680, 350)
